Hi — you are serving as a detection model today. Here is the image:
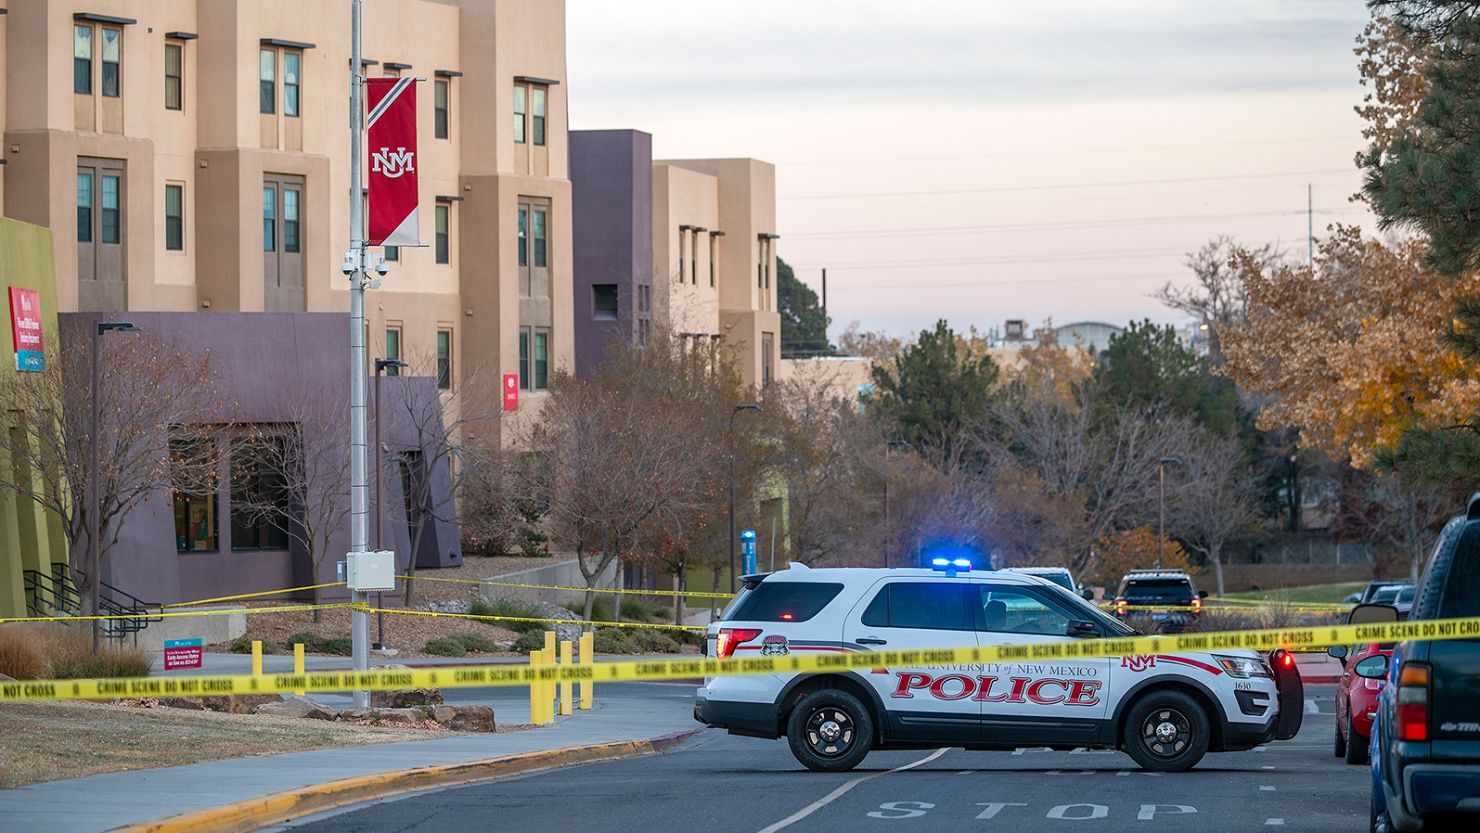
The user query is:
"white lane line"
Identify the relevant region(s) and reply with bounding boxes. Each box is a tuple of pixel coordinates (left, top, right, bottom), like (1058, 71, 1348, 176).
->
(755, 748, 952, 833)
(1265, 819, 1285, 826)
(1261, 766, 1276, 770)
(1260, 786, 1276, 791)
(1304, 699, 1320, 714)
(957, 769, 977, 776)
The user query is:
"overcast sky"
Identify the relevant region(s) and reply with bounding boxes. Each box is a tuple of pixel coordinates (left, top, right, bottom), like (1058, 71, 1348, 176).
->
(567, 0, 1378, 342)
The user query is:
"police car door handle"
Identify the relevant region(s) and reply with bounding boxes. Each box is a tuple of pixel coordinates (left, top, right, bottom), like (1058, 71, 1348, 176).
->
(856, 637, 888, 645)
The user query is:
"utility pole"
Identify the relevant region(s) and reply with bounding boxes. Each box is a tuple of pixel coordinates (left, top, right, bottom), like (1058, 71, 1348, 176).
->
(347, 0, 371, 708)
(820, 268, 827, 318)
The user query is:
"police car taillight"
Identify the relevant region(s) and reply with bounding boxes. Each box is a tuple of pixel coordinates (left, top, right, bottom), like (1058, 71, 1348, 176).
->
(1191, 597, 1202, 613)
(1115, 599, 1128, 615)
(1396, 662, 1430, 742)
(716, 628, 761, 659)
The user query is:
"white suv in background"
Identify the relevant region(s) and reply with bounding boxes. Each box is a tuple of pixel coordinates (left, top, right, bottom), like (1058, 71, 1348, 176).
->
(695, 563, 1304, 772)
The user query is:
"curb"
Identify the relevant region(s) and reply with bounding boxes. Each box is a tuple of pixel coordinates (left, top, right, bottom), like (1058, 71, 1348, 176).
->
(106, 729, 701, 833)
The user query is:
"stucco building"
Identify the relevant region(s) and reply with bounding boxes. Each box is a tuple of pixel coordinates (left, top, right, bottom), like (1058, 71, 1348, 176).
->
(0, 0, 573, 428)
(570, 129, 781, 388)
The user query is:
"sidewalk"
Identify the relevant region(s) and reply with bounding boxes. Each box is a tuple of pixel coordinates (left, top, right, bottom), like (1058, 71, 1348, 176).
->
(0, 683, 700, 833)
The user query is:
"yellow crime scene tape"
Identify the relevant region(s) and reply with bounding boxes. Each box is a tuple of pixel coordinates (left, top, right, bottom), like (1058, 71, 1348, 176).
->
(3, 616, 1477, 704)
(161, 582, 349, 608)
(0, 603, 361, 625)
(399, 575, 735, 600)
(364, 606, 703, 632)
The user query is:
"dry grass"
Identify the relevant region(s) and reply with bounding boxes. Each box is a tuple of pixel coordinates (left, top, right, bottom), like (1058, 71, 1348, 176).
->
(0, 699, 446, 789)
(0, 623, 152, 680)
(217, 603, 524, 658)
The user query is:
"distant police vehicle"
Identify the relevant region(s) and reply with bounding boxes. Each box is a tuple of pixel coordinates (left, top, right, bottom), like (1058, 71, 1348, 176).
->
(695, 561, 1303, 773)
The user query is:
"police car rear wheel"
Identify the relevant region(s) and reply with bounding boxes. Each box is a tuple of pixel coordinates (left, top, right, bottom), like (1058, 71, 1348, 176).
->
(1122, 691, 1210, 772)
(787, 689, 874, 772)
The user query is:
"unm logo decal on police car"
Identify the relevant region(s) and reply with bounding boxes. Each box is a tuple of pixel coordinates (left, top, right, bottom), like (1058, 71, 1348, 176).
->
(760, 635, 790, 656)
(1121, 655, 1157, 672)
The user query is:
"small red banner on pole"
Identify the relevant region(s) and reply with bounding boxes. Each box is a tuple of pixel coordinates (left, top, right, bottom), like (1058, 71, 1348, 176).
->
(503, 373, 519, 411)
(366, 77, 421, 247)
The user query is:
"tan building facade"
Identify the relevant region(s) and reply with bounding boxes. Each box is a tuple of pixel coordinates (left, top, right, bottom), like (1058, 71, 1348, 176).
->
(1, 0, 573, 425)
(653, 158, 780, 389)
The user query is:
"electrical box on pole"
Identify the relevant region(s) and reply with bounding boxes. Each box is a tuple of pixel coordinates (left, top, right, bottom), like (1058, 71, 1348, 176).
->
(346, 550, 396, 592)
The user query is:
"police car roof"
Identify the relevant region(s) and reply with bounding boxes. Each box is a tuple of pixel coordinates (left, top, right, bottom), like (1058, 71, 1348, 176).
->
(1123, 569, 1192, 580)
(757, 566, 1044, 585)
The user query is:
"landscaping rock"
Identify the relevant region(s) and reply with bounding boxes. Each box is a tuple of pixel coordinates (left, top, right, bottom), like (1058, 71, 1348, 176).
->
(431, 704, 495, 732)
(521, 600, 583, 643)
(0, 673, 15, 682)
(254, 694, 337, 721)
(206, 694, 283, 714)
(426, 600, 470, 614)
(339, 706, 428, 725)
(157, 697, 208, 710)
(370, 664, 443, 708)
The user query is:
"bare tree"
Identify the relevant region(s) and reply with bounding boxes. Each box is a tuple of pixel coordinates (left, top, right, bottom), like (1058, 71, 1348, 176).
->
(1337, 471, 1447, 583)
(383, 352, 497, 605)
(0, 329, 221, 608)
(1172, 430, 1266, 597)
(1155, 236, 1281, 365)
(230, 389, 349, 622)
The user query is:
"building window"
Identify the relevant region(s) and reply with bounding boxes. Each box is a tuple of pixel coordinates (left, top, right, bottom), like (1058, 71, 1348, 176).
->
(262, 185, 276, 251)
(434, 204, 449, 264)
(164, 42, 184, 110)
(283, 187, 300, 253)
(283, 51, 301, 117)
(434, 78, 449, 139)
(165, 183, 184, 251)
(230, 437, 290, 551)
(678, 228, 686, 284)
(101, 28, 121, 98)
(172, 437, 217, 553)
(709, 235, 718, 287)
(384, 327, 401, 376)
(101, 175, 121, 244)
(531, 87, 546, 146)
(384, 244, 398, 261)
(532, 208, 547, 268)
(691, 232, 699, 284)
(77, 172, 93, 242)
(259, 49, 275, 114)
(762, 331, 775, 387)
(74, 25, 93, 94)
(518, 330, 530, 390)
(593, 284, 618, 321)
(534, 328, 549, 389)
(513, 85, 526, 143)
(435, 329, 451, 389)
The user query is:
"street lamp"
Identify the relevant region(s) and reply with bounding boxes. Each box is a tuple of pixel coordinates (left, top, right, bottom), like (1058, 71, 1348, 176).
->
(90, 320, 139, 651)
(728, 403, 761, 593)
(372, 358, 405, 649)
(1158, 456, 1183, 568)
(882, 439, 911, 568)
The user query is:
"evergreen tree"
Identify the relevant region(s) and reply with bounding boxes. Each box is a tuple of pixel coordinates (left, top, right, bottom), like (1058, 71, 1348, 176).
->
(776, 258, 832, 358)
(1093, 319, 1237, 434)
(869, 320, 998, 464)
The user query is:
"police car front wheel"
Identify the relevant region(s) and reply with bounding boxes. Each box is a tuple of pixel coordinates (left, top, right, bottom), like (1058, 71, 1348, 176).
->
(1121, 691, 1210, 772)
(786, 689, 875, 772)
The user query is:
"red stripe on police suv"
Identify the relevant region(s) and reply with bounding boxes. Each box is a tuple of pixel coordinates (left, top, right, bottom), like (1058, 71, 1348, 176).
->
(891, 673, 1102, 706)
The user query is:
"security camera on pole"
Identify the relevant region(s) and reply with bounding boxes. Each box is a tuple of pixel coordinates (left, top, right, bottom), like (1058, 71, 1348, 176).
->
(344, 0, 423, 706)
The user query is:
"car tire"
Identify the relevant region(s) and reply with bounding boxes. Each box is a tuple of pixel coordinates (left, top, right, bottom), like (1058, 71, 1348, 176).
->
(786, 689, 874, 773)
(1345, 715, 1367, 765)
(1335, 716, 1348, 758)
(1121, 690, 1211, 773)
(1370, 786, 1386, 833)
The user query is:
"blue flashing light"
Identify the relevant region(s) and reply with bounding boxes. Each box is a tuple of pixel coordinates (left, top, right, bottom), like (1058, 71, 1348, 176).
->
(931, 557, 974, 573)
(740, 529, 757, 541)
(952, 558, 972, 569)
(931, 557, 951, 568)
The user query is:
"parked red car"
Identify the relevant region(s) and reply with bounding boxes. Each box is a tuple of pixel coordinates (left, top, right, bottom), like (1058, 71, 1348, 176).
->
(1329, 640, 1392, 765)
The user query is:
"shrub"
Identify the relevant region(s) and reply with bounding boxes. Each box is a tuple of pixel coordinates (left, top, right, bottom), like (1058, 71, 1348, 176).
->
(631, 629, 682, 654)
(510, 631, 545, 654)
(620, 599, 666, 623)
(0, 625, 51, 680)
(288, 632, 353, 656)
(228, 635, 280, 654)
(588, 597, 614, 623)
(474, 599, 546, 634)
(424, 637, 468, 657)
(43, 626, 151, 679)
(450, 633, 499, 653)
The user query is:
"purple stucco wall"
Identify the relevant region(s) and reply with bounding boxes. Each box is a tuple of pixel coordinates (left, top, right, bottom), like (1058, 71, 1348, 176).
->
(570, 129, 653, 378)
(61, 312, 460, 605)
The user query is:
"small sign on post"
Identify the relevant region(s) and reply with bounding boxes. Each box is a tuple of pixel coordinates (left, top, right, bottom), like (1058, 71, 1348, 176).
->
(162, 638, 203, 671)
(741, 529, 758, 576)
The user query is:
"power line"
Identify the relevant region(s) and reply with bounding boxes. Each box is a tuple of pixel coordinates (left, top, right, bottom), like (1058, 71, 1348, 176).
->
(785, 207, 1362, 242)
(780, 168, 1356, 201)
(790, 247, 1195, 272)
(835, 273, 1188, 292)
(775, 135, 1358, 167)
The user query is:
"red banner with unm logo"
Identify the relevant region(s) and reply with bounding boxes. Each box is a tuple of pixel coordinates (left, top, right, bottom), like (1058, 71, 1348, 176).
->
(366, 77, 421, 247)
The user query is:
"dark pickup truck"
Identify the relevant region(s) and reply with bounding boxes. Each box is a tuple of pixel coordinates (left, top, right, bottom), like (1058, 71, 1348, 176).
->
(1370, 495, 1480, 833)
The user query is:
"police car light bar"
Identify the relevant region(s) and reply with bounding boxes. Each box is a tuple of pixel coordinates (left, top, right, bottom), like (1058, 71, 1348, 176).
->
(931, 557, 973, 571)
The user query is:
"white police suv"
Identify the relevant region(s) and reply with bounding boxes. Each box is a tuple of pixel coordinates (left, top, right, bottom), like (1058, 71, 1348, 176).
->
(695, 562, 1304, 772)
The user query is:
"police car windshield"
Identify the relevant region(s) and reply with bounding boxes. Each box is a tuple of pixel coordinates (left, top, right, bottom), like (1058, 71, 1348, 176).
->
(1039, 582, 1136, 636)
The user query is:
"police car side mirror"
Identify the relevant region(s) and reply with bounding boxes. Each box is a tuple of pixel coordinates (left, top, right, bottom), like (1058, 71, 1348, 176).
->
(1197, 590, 1209, 599)
(1067, 620, 1098, 638)
(1079, 588, 1095, 601)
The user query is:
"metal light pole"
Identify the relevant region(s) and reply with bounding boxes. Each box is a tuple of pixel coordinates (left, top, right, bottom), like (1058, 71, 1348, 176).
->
(89, 321, 138, 651)
(1157, 457, 1182, 568)
(372, 358, 404, 649)
(727, 403, 760, 593)
(882, 439, 910, 568)
(346, 0, 371, 707)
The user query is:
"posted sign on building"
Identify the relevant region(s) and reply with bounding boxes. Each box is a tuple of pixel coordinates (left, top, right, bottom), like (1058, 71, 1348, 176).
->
(8, 287, 44, 372)
(503, 373, 519, 411)
(162, 638, 203, 671)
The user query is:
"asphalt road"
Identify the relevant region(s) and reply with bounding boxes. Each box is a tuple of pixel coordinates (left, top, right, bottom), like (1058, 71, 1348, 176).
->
(273, 685, 1367, 833)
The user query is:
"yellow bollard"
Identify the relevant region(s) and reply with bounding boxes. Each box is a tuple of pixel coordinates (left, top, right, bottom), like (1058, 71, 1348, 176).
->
(293, 643, 305, 696)
(527, 648, 541, 725)
(579, 631, 594, 710)
(251, 640, 262, 677)
(559, 640, 574, 716)
(543, 630, 557, 719)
